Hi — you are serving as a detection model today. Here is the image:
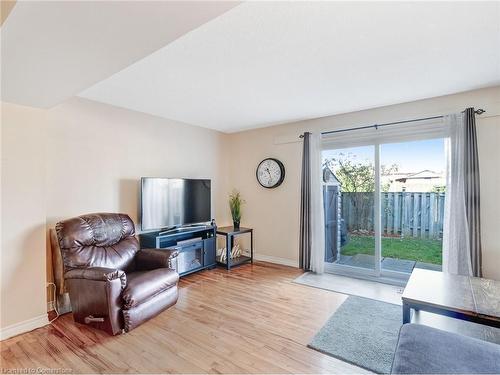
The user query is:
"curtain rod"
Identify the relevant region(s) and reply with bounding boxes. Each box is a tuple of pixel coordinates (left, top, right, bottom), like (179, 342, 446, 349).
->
(299, 108, 485, 138)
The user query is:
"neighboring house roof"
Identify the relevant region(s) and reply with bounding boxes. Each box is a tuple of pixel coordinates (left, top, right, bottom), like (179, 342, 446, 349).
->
(393, 170, 443, 183)
(323, 165, 340, 185)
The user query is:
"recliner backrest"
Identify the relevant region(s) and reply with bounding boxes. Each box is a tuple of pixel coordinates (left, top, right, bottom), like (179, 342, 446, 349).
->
(56, 213, 139, 272)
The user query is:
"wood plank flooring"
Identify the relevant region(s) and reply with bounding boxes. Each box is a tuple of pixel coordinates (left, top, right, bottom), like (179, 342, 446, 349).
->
(1, 262, 367, 373)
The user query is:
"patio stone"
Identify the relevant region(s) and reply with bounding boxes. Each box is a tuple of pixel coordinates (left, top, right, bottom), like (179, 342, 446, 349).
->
(336, 254, 353, 264)
(337, 253, 376, 269)
(382, 257, 415, 273)
(335, 254, 440, 274)
(415, 261, 442, 271)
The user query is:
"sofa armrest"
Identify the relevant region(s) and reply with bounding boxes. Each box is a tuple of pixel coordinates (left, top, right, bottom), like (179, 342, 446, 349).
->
(135, 248, 179, 271)
(65, 267, 127, 289)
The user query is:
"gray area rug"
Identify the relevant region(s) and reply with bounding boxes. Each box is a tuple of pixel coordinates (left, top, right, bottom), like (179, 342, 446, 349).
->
(308, 296, 401, 374)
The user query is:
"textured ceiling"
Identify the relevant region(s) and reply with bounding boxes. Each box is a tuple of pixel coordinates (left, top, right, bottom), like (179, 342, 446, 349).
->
(80, 1, 500, 132)
(1, 1, 239, 107)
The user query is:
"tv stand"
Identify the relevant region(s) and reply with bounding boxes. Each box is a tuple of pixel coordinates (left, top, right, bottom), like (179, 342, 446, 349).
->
(158, 223, 212, 236)
(139, 225, 216, 277)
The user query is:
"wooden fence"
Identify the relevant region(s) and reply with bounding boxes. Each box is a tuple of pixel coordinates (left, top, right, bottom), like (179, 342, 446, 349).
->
(341, 192, 445, 239)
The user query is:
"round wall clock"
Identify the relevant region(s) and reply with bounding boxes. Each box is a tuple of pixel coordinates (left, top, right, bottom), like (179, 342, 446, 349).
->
(256, 158, 285, 188)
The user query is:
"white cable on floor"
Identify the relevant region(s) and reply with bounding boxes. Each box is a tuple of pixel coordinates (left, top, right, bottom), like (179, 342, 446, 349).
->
(47, 282, 60, 323)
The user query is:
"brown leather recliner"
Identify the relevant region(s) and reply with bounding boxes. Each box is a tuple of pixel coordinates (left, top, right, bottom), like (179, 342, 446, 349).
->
(55, 213, 179, 335)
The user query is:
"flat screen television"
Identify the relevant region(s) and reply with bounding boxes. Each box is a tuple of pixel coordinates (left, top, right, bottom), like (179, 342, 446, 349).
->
(141, 178, 211, 231)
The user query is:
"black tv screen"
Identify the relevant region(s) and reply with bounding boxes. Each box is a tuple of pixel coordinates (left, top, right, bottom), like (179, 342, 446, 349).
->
(141, 178, 211, 231)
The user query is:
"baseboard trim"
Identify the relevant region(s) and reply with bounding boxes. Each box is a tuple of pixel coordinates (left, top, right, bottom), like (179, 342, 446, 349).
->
(254, 254, 299, 268)
(0, 314, 49, 341)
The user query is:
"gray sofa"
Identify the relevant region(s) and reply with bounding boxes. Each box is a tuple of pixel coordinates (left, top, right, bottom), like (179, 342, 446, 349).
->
(391, 324, 500, 374)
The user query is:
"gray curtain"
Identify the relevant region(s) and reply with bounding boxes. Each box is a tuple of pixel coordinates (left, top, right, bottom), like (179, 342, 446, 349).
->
(299, 132, 311, 270)
(464, 108, 482, 277)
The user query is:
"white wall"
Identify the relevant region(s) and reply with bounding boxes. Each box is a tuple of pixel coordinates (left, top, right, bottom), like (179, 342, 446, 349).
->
(0, 98, 230, 337)
(476, 113, 500, 279)
(224, 86, 500, 279)
(45, 97, 230, 229)
(1, 103, 48, 332)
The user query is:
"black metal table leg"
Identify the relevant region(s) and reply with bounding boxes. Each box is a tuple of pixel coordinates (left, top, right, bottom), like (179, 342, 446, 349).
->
(226, 234, 232, 270)
(250, 230, 253, 263)
(403, 302, 412, 324)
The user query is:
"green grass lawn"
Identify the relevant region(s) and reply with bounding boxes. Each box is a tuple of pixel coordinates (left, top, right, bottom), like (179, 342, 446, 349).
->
(341, 235, 442, 264)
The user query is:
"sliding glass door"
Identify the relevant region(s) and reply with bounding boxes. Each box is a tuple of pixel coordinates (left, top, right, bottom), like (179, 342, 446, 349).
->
(322, 137, 445, 282)
(380, 139, 445, 274)
(323, 146, 377, 273)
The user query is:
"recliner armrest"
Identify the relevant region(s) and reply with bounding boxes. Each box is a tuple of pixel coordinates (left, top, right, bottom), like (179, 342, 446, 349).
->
(65, 267, 127, 289)
(135, 248, 179, 271)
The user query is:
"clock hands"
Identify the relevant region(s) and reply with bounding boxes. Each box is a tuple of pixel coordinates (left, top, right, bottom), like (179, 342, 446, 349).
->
(265, 167, 273, 184)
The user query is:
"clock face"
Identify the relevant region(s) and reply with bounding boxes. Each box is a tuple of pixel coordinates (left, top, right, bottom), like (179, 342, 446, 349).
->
(256, 158, 285, 188)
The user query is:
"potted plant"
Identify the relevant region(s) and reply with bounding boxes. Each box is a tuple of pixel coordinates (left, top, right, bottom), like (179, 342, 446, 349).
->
(229, 190, 244, 229)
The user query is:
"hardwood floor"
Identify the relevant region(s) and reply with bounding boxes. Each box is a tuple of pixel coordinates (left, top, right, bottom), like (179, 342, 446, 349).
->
(1, 262, 367, 373)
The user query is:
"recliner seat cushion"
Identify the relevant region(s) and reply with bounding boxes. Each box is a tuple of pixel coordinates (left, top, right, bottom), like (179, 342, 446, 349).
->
(122, 268, 179, 309)
(123, 286, 178, 332)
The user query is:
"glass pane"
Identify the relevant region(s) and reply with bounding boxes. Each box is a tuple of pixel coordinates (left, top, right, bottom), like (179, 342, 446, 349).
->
(175, 246, 203, 274)
(380, 139, 445, 274)
(323, 146, 376, 271)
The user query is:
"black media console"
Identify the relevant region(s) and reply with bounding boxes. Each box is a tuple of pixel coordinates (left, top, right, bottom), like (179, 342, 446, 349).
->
(139, 225, 217, 277)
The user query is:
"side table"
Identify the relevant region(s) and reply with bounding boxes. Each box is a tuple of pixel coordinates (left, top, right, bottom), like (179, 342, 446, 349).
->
(216, 226, 253, 270)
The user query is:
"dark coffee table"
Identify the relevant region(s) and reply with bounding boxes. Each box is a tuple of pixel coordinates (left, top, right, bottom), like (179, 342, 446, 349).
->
(402, 269, 500, 328)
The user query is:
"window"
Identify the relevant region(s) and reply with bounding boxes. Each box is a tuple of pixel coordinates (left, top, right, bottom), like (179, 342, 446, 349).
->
(321, 121, 447, 282)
